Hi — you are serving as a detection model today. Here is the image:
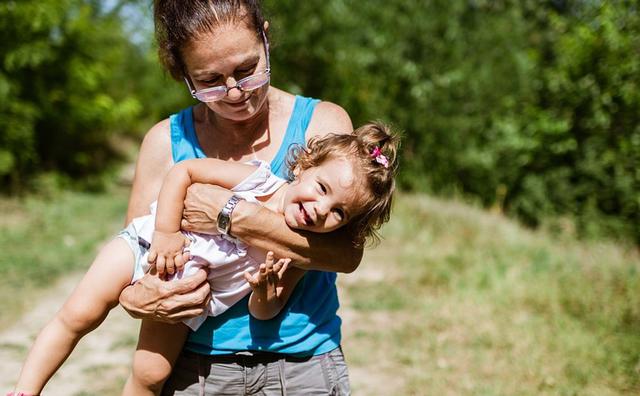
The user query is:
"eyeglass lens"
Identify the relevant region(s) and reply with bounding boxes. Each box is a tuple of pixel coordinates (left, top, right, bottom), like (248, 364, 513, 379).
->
(194, 73, 270, 102)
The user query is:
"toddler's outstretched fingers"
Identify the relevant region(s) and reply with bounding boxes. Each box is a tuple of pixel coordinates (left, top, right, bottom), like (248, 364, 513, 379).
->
(277, 259, 291, 279)
(264, 251, 275, 267)
(182, 250, 190, 263)
(147, 250, 157, 264)
(244, 270, 256, 286)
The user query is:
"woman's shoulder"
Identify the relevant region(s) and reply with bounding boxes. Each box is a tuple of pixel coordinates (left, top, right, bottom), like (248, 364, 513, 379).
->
(307, 100, 353, 139)
(138, 118, 173, 166)
(268, 87, 353, 138)
(141, 117, 171, 147)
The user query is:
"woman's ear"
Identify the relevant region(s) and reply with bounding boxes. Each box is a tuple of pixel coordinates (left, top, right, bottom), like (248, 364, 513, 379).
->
(263, 21, 269, 32)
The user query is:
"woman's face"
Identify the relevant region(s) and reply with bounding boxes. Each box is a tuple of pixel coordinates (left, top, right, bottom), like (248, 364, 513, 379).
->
(181, 23, 270, 122)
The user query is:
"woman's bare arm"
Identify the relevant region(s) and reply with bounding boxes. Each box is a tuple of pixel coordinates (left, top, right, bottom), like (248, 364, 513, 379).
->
(234, 202, 363, 273)
(181, 183, 362, 273)
(119, 120, 211, 323)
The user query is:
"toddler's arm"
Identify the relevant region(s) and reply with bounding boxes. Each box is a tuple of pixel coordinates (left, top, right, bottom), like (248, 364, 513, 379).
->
(244, 251, 307, 320)
(149, 159, 257, 275)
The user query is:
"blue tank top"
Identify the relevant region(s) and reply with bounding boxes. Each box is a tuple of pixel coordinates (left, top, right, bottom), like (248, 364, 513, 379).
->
(169, 96, 341, 356)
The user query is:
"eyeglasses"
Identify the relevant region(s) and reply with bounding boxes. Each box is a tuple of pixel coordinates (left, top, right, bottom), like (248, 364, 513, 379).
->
(184, 30, 271, 103)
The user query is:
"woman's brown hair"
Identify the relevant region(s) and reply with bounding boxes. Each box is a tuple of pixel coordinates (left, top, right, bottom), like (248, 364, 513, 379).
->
(154, 0, 266, 80)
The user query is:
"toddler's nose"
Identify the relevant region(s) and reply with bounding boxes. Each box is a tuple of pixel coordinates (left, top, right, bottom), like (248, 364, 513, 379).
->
(316, 201, 330, 218)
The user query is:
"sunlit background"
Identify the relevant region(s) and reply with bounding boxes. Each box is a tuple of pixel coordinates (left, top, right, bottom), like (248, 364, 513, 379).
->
(1, 1, 639, 394)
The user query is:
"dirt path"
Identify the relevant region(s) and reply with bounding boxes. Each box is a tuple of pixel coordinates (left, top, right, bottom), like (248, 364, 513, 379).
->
(0, 273, 139, 395)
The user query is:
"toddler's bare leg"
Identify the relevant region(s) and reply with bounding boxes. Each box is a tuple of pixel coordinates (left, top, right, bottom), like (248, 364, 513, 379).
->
(122, 320, 189, 395)
(14, 238, 134, 394)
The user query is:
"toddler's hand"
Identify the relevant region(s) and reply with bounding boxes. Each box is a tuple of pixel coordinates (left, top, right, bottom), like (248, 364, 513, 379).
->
(244, 251, 290, 302)
(148, 230, 190, 276)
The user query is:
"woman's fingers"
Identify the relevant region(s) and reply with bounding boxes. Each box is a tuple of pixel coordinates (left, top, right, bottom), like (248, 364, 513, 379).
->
(167, 268, 208, 294)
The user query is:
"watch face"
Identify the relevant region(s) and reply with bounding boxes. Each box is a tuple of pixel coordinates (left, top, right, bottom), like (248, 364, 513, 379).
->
(218, 216, 230, 233)
(217, 195, 243, 235)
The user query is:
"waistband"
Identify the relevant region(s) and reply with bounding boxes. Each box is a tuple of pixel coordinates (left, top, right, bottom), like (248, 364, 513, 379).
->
(184, 349, 316, 365)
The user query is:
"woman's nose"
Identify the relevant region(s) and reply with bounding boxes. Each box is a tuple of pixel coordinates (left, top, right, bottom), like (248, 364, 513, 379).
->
(225, 77, 243, 100)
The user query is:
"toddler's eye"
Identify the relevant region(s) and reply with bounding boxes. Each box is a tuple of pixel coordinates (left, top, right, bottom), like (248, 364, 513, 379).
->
(318, 182, 327, 194)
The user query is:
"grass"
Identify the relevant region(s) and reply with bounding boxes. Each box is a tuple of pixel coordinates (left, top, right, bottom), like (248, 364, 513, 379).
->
(340, 193, 640, 395)
(1, 186, 639, 395)
(0, 186, 129, 329)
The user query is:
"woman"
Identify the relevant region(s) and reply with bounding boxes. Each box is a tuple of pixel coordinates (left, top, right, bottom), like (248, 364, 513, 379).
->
(118, 0, 362, 394)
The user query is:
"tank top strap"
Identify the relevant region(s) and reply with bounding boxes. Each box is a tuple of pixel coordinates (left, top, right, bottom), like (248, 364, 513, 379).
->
(170, 107, 206, 163)
(270, 95, 320, 179)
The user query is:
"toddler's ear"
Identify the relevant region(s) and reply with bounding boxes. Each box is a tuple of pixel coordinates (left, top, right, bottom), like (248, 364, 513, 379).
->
(291, 165, 302, 178)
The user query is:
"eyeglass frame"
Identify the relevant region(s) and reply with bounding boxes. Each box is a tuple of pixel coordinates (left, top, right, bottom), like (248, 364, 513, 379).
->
(183, 29, 271, 103)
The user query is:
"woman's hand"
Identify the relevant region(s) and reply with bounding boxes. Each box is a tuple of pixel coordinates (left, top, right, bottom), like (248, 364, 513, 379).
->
(119, 269, 211, 323)
(181, 183, 234, 234)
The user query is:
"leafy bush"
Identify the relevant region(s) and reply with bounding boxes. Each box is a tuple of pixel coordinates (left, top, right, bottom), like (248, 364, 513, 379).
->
(1, 1, 638, 243)
(265, 0, 640, 243)
(0, 0, 145, 191)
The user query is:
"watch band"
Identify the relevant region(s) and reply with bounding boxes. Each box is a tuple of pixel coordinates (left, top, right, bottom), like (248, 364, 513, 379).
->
(216, 195, 244, 235)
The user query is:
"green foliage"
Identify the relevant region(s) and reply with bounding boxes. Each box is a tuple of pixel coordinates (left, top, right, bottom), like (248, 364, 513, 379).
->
(265, 0, 640, 243)
(1, 1, 637, 242)
(0, 1, 161, 191)
(499, 2, 640, 243)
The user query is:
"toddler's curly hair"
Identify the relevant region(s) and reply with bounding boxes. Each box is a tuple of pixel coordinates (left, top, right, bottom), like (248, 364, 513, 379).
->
(287, 122, 400, 246)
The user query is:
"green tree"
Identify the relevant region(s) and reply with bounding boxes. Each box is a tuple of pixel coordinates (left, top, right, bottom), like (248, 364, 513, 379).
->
(265, 0, 640, 242)
(0, 0, 144, 191)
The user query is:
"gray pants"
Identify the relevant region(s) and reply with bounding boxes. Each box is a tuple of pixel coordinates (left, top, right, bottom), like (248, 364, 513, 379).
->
(161, 346, 350, 396)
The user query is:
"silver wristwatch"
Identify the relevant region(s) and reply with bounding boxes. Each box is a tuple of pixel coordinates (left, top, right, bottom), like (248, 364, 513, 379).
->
(217, 195, 244, 235)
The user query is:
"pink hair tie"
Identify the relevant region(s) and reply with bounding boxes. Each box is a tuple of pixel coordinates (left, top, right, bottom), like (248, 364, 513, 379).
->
(370, 146, 389, 168)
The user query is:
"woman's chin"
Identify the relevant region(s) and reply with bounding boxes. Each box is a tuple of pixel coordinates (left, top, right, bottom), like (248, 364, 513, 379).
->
(210, 102, 264, 122)
(211, 106, 254, 121)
